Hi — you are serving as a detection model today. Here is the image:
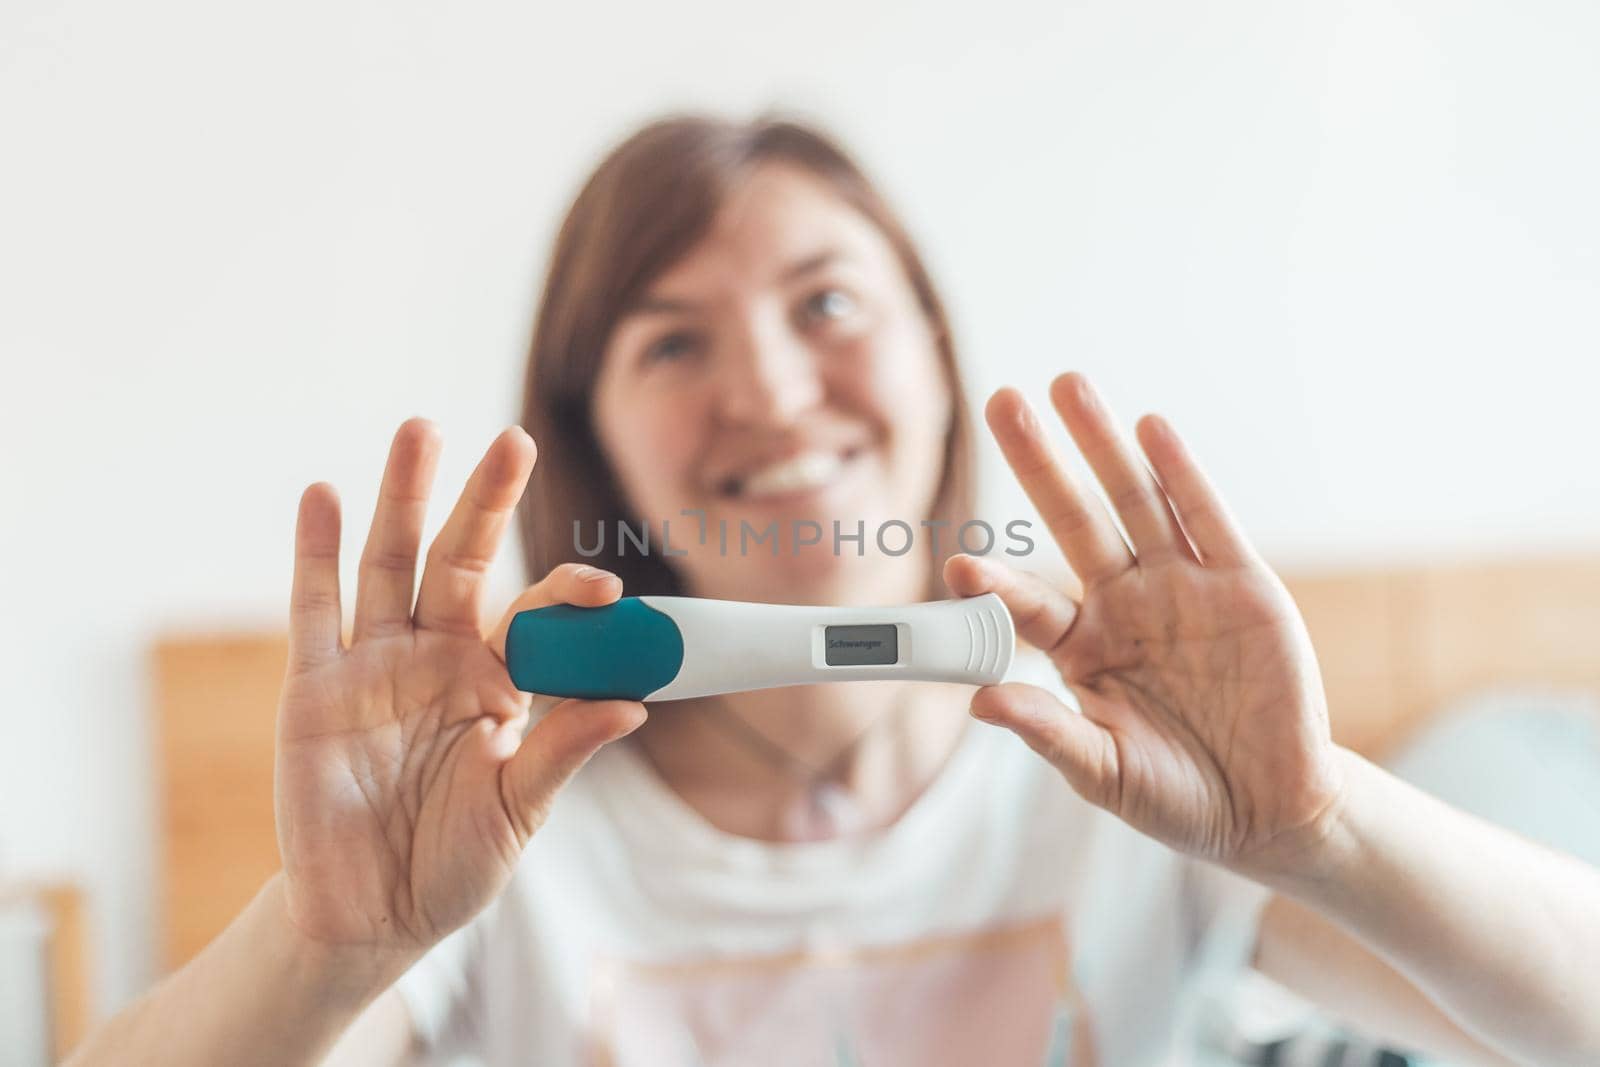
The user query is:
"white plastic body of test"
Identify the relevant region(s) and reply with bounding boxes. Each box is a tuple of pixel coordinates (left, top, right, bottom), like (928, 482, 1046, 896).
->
(636, 592, 1014, 701)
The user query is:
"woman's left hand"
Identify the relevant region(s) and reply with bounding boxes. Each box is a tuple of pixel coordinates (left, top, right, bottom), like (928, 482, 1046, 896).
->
(946, 372, 1344, 872)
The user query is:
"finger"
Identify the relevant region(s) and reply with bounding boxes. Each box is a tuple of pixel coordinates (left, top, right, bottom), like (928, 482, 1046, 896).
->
(1049, 373, 1193, 562)
(487, 562, 625, 662)
(414, 427, 538, 635)
(498, 698, 647, 843)
(943, 553, 1080, 655)
(985, 387, 1133, 586)
(971, 682, 1121, 813)
(288, 482, 344, 671)
(353, 419, 442, 641)
(1135, 413, 1255, 568)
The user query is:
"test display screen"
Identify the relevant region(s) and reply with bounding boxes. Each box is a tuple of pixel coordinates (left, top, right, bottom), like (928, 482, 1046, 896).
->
(824, 624, 898, 666)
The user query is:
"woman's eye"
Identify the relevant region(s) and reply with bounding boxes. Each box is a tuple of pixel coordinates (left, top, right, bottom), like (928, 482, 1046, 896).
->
(799, 288, 857, 326)
(643, 331, 700, 364)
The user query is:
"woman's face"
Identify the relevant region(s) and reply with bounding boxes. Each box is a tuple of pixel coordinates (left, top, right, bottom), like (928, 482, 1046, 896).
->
(592, 163, 954, 604)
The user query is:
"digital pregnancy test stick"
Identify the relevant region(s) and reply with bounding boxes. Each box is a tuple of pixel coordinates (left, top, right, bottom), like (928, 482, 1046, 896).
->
(505, 593, 1014, 702)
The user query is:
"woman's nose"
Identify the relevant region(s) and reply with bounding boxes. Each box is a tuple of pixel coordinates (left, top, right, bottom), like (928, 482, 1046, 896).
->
(714, 319, 825, 426)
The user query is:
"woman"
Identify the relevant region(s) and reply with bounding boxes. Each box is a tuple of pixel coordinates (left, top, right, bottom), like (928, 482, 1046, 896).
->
(71, 117, 1600, 1066)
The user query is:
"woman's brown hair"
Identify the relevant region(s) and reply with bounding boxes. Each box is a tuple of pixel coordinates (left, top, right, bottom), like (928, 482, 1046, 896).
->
(518, 115, 976, 600)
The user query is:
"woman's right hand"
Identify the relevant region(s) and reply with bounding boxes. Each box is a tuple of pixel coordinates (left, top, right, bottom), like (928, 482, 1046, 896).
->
(274, 418, 645, 973)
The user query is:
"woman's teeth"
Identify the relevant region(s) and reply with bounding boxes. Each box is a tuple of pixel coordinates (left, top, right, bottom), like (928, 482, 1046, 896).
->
(737, 450, 848, 499)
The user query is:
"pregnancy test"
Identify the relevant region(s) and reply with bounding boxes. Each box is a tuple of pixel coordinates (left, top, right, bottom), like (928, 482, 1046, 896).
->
(504, 593, 1014, 702)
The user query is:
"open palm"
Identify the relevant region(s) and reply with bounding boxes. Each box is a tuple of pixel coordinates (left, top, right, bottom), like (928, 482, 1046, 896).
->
(275, 420, 643, 961)
(946, 374, 1344, 868)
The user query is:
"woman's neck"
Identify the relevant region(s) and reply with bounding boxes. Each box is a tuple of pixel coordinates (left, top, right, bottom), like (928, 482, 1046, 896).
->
(631, 679, 974, 843)
(631, 549, 971, 842)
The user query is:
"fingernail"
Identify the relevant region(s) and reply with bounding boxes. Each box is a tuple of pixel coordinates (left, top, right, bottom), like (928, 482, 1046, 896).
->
(576, 566, 615, 583)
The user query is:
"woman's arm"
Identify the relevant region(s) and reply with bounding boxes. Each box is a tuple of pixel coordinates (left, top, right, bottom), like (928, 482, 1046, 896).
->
(65, 875, 411, 1067)
(949, 372, 1600, 1066)
(1252, 751, 1600, 1065)
(67, 421, 646, 1065)
(1256, 893, 1515, 1066)
(320, 989, 415, 1067)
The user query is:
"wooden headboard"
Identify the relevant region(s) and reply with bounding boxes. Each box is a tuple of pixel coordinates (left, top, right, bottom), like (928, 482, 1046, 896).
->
(151, 554, 1600, 971)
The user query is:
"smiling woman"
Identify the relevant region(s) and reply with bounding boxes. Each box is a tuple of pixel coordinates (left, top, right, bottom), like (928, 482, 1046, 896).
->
(65, 114, 1600, 1067)
(519, 117, 974, 608)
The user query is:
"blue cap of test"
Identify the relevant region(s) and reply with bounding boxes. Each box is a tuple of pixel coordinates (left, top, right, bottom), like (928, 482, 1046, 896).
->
(505, 599, 686, 701)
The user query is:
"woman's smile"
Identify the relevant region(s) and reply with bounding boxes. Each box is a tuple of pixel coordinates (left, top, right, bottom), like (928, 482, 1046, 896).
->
(712, 442, 871, 505)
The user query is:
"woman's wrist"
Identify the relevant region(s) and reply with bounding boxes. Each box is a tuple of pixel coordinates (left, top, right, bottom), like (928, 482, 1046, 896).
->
(257, 874, 420, 1023)
(1230, 747, 1428, 929)
(1227, 745, 1369, 898)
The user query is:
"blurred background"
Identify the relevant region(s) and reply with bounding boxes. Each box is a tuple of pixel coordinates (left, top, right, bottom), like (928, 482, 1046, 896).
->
(2, 1, 1599, 1063)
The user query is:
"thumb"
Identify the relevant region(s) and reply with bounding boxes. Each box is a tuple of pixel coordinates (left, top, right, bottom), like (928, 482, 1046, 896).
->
(488, 562, 624, 661)
(943, 553, 1080, 654)
(972, 682, 1122, 813)
(498, 697, 647, 843)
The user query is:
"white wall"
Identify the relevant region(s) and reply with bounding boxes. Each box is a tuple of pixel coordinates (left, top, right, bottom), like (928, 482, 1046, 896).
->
(2, 0, 1598, 1015)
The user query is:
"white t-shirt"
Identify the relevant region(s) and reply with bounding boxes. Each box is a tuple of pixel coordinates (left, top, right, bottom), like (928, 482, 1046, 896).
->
(394, 654, 1269, 1066)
